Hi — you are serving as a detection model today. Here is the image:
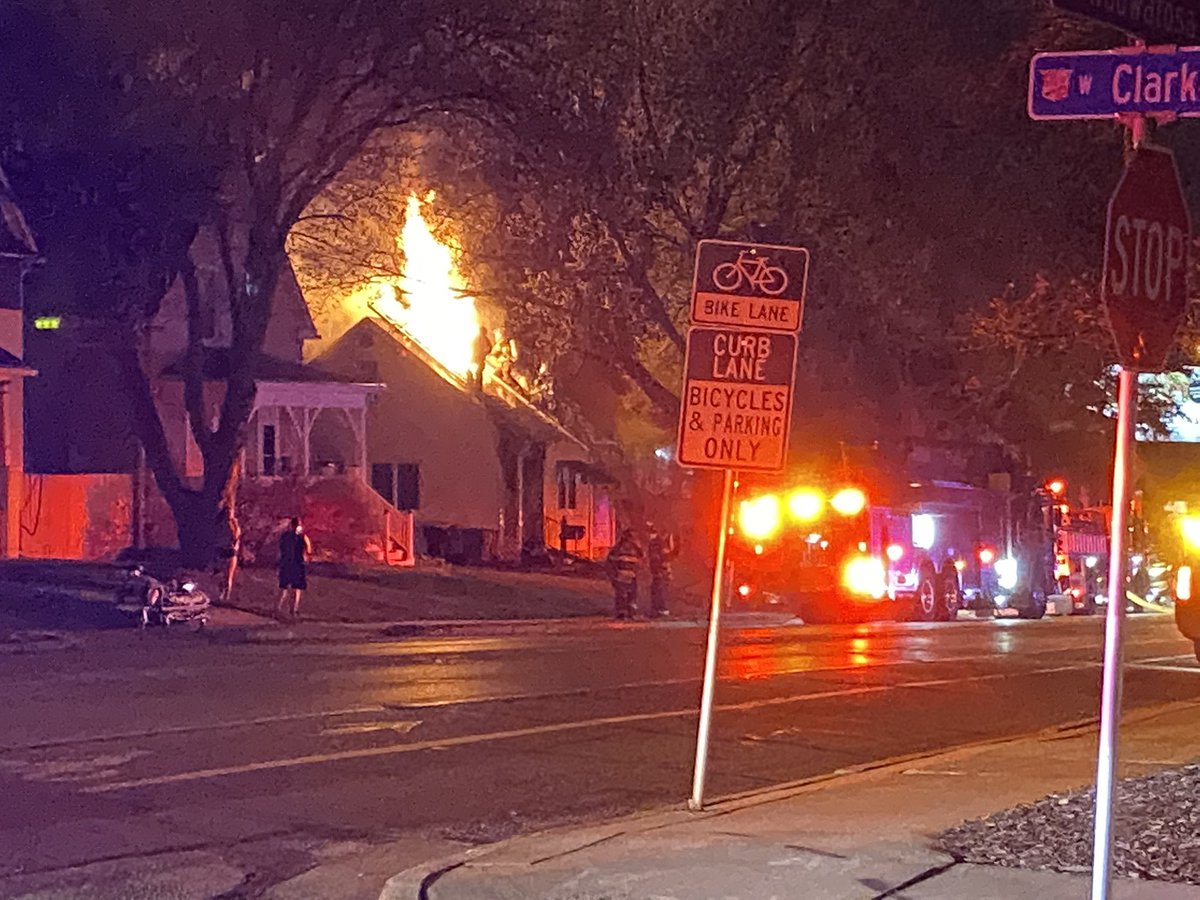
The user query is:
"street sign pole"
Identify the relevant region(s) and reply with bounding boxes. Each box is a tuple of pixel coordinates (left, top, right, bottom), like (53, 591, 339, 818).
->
(680, 238, 808, 811)
(689, 466, 734, 811)
(1092, 365, 1137, 900)
(1030, 17, 1192, 893)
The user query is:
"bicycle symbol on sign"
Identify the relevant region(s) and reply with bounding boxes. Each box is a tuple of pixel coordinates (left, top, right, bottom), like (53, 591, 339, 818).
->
(712, 251, 789, 296)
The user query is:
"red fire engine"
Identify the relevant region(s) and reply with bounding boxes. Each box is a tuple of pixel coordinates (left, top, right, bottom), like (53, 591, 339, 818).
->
(728, 462, 1014, 623)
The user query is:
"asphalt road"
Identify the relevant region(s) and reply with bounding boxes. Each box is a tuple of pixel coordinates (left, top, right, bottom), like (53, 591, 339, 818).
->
(0, 613, 1196, 898)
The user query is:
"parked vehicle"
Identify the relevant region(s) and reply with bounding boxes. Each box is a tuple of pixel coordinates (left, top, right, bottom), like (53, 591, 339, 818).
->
(728, 462, 1017, 624)
(117, 565, 210, 628)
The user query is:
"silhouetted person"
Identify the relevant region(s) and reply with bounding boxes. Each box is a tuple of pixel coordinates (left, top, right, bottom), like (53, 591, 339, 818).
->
(277, 517, 312, 620)
(215, 504, 241, 604)
(607, 529, 643, 620)
(472, 326, 491, 391)
(646, 523, 678, 618)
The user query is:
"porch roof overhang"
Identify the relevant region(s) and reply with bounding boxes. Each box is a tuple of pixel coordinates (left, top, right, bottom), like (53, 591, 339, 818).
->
(254, 379, 382, 411)
(0, 347, 35, 378)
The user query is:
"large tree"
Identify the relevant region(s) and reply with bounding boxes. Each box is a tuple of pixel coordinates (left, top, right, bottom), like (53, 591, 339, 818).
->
(5, 0, 526, 563)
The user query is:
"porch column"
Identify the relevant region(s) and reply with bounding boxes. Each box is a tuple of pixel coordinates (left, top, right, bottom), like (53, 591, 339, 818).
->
(357, 406, 368, 479)
(300, 408, 315, 477)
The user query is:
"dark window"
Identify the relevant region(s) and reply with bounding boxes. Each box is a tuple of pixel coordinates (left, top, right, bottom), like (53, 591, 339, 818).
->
(262, 424, 276, 476)
(370, 463, 420, 510)
(556, 462, 578, 510)
(371, 464, 394, 505)
(396, 463, 420, 510)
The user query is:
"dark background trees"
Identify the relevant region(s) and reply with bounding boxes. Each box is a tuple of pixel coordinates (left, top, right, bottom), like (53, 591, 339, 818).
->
(3, 0, 530, 562)
(294, 0, 1200, 498)
(5, 0, 1200, 556)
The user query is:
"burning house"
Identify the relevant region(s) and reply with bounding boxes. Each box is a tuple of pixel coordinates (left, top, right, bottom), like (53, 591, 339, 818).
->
(313, 194, 618, 564)
(22, 190, 617, 565)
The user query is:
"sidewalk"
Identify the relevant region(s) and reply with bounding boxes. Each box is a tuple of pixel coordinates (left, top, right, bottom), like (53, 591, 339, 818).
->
(381, 701, 1200, 900)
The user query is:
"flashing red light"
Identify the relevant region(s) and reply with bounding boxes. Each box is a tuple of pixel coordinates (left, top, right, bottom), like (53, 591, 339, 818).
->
(886, 543, 904, 562)
(978, 547, 996, 565)
(1047, 479, 1066, 496)
(738, 584, 751, 597)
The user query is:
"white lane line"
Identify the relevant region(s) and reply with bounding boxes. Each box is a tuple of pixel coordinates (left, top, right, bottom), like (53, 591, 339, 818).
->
(1131, 663, 1200, 674)
(0, 706, 388, 753)
(82, 663, 1093, 794)
(0, 647, 1112, 750)
(1137, 654, 1195, 664)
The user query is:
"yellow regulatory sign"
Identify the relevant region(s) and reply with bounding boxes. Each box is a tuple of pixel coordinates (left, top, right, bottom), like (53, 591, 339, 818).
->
(689, 239, 808, 332)
(677, 327, 797, 471)
(678, 239, 806, 473)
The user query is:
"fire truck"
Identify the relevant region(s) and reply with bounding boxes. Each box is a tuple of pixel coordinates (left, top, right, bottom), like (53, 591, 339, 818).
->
(1048, 492, 1109, 615)
(728, 461, 1018, 623)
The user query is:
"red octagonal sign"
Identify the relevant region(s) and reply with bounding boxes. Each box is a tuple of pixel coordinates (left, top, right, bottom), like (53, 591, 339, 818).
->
(1102, 145, 1191, 371)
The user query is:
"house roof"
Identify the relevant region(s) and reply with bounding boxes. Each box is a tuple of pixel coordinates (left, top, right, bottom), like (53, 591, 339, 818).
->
(162, 347, 362, 384)
(0, 165, 38, 258)
(361, 312, 587, 448)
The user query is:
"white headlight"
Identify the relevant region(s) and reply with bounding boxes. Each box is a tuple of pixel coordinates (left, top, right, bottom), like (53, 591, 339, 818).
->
(994, 558, 1018, 591)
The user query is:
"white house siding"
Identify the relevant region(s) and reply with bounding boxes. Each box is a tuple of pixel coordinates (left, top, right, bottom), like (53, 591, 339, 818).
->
(317, 320, 506, 533)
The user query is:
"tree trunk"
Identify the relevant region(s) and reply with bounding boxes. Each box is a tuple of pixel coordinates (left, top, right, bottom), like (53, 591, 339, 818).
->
(113, 228, 282, 573)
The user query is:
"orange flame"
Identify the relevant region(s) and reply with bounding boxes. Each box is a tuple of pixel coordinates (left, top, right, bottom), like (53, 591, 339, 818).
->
(368, 193, 483, 379)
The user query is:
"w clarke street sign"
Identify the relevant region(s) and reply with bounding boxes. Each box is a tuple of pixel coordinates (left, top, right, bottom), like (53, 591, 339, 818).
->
(690, 239, 809, 332)
(1029, 46, 1200, 119)
(1052, 0, 1200, 45)
(1102, 145, 1191, 370)
(677, 327, 797, 471)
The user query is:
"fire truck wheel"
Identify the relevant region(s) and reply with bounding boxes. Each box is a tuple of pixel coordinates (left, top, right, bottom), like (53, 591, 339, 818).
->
(1015, 592, 1047, 620)
(915, 567, 940, 622)
(936, 569, 961, 622)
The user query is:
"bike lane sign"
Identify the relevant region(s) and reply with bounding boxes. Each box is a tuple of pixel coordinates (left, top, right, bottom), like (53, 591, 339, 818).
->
(690, 239, 809, 333)
(677, 326, 797, 472)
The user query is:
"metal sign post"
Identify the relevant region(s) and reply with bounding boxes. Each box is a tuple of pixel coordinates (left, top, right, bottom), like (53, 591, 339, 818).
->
(1029, 21, 1193, 891)
(679, 238, 808, 811)
(689, 467, 734, 811)
(1092, 366, 1137, 900)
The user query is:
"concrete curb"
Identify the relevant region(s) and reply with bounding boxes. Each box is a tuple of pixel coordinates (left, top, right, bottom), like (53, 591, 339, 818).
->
(377, 699, 1200, 899)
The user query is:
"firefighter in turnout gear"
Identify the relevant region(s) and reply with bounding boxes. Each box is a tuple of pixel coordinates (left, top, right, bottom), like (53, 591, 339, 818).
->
(607, 529, 643, 619)
(646, 522, 678, 618)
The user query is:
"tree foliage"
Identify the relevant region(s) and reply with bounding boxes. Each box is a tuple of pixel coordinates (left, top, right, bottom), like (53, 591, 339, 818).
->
(5, 0, 528, 562)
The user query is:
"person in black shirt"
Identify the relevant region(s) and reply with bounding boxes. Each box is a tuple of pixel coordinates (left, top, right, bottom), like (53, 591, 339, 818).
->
(277, 517, 312, 620)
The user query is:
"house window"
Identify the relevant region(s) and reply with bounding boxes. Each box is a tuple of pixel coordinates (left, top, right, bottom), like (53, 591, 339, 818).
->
(396, 463, 420, 510)
(371, 462, 420, 510)
(371, 464, 395, 506)
(262, 424, 276, 476)
(556, 461, 579, 510)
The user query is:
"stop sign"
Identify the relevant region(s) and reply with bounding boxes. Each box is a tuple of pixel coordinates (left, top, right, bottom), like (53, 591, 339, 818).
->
(1102, 146, 1191, 371)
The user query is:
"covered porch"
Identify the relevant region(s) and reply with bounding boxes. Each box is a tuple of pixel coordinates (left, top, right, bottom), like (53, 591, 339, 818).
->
(244, 380, 381, 480)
